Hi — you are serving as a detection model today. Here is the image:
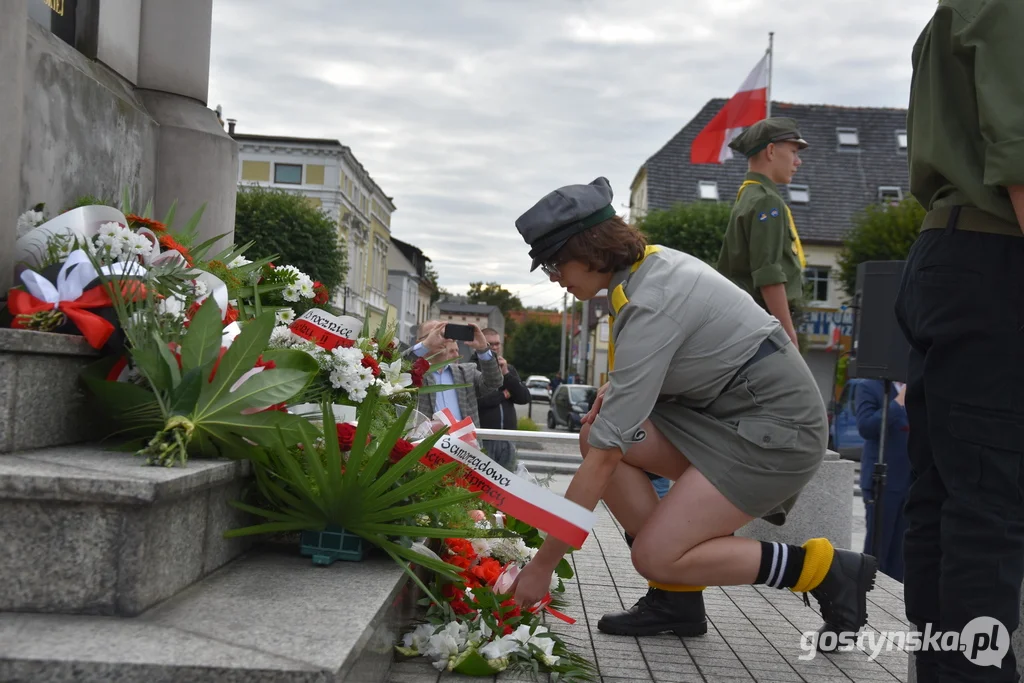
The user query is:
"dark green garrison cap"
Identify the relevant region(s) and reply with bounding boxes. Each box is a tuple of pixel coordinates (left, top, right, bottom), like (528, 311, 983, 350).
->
(515, 177, 616, 272)
(728, 117, 809, 157)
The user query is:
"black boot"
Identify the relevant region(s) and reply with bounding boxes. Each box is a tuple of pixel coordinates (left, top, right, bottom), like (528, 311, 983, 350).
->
(806, 549, 878, 650)
(597, 588, 707, 637)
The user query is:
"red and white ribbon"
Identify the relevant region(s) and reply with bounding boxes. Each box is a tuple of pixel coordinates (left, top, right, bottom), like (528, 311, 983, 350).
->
(414, 432, 595, 549)
(435, 408, 479, 448)
(289, 308, 363, 350)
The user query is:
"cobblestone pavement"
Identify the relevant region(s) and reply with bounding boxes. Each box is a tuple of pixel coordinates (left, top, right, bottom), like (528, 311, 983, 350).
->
(389, 477, 909, 683)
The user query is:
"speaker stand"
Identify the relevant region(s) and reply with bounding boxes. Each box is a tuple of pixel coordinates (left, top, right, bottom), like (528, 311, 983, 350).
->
(869, 379, 891, 564)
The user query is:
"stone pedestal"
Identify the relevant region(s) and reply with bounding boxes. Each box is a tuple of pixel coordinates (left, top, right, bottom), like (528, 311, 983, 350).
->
(0, 0, 27, 292)
(736, 450, 854, 550)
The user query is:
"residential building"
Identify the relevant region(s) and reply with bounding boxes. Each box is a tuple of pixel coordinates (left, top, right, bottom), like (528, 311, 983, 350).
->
(387, 237, 434, 345)
(231, 131, 396, 330)
(508, 309, 563, 328)
(629, 99, 910, 398)
(437, 302, 505, 355)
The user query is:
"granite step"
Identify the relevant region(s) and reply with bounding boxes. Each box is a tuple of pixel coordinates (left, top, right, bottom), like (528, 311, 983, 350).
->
(0, 445, 252, 616)
(0, 548, 415, 683)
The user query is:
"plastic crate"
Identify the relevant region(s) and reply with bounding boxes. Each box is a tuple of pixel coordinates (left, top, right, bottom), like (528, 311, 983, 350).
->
(299, 526, 364, 565)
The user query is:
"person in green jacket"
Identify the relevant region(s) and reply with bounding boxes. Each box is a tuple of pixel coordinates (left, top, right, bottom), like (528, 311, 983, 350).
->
(716, 117, 809, 348)
(895, 2, 1024, 681)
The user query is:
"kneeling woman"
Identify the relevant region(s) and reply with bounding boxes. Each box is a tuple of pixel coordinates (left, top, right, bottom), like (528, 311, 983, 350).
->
(510, 177, 877, 642)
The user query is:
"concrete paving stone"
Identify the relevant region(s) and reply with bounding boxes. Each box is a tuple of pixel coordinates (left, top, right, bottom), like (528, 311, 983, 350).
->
(437, 674, 497, 682)
(602, 677, 655, 683)
(691, 669, 753, 681)
(599, 667, 656, 680)
(651, 673, 706, 683)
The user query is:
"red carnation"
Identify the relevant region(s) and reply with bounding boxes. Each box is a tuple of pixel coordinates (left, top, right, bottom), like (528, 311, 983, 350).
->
(313, 281, 329, 305)
(361, 355, 381, 377)
(222, 304, 239, 325)
(445, 538, 476, 559)
(389, 438, 416, 464)
(411, 357, 430, 387)
(471, 557, 503, 587)
(336, 423, 357, 451)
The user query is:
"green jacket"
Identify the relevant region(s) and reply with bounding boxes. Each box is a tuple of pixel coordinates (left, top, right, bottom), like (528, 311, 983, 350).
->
(716, 172, 804, 308)
(908, 0, 1024, 224)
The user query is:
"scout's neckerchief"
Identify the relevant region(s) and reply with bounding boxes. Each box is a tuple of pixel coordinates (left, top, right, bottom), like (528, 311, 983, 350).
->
(607, 245, 661, 372)
(736, 180, 807, 269)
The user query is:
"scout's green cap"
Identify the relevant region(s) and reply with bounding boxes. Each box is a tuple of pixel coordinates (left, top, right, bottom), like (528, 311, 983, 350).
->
(515, 177, 616, 272)
(728, 117, 809, 157)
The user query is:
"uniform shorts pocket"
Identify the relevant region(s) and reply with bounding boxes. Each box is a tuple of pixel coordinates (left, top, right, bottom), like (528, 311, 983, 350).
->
(947, 403, 1024, 509)
(736, 416, 799, 451)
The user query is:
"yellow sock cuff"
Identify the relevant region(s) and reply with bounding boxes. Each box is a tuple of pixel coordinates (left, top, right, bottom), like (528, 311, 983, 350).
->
(791, 538, 834, 593)
(648, 580, 705, 592)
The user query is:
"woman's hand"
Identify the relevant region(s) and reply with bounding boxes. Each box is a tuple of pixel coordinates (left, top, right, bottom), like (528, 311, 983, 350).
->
(511, 559, 556, 609)
(581, 382, 610, 425)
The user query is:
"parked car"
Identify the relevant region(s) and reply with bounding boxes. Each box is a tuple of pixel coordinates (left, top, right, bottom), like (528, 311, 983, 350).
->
(547, 384, 598, 432)
(525, 375, 551, 403)
(829, 378, 866, 461)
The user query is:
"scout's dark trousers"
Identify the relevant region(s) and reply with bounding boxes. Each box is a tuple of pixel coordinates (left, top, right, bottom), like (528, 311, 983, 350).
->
(895, 215, 1024, 683)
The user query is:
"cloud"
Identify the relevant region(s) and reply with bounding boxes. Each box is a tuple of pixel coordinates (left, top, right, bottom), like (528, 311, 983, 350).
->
(210, 0, 937, 308)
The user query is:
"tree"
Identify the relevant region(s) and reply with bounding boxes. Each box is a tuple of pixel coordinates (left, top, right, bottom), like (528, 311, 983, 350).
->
(423, 262, 448, 305)
(506, 320, 562, 377)
(636, 201, 732, 264)
(836, 197, 925, 299)
(234, 185, 346, 292)
(467, 282, 523, 336)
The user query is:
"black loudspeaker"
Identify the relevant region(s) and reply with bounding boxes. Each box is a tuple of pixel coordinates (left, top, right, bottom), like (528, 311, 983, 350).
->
(848, 260, 910, 383)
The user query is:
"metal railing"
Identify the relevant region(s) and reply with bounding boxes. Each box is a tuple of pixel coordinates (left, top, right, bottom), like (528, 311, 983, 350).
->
(475, 428, 579, 447)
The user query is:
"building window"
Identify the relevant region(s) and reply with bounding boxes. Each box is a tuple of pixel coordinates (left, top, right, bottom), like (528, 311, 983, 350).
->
(837, 128, 860, 148)
(896, 130, 908, 151)
(879, 186, 903, 204)
(274, 163, 302, 185)
(788, 184, 810, 204)
(697, 180, 719, 201)
(804, 266, 830, 303)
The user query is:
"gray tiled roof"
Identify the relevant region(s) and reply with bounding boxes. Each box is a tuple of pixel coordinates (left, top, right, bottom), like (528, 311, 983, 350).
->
(437, 302, 500, 315)
(643, 99, 910, 244)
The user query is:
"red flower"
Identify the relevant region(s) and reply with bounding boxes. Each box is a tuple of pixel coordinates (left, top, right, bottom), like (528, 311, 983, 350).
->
(445, 554, 472, 571)
(158, 234, 194, 267)
(411, 358, 430, 388)
(450, 597, 473, 615)
(223, 304, 239, 325)
(126, 214, 167, 233)
(445, 538, 476, 559)
(336, 423, 357, 452)
(254, 355, 276, 370)
(471, 557, 503, 587)
(312, 281, 329, 305)
(389, 438, 416, 464)
(361, 355, 381, 377)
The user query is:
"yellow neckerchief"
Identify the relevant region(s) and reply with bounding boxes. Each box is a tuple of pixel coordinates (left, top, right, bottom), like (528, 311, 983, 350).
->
(737, 180, 807, 269)
(607, 245, 660, 372)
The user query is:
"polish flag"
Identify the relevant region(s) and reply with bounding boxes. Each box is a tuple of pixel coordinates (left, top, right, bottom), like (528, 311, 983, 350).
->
(690, 54, 769, 164)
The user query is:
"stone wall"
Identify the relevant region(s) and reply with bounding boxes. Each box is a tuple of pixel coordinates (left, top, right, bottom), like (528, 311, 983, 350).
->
(20, 20, 157, 217)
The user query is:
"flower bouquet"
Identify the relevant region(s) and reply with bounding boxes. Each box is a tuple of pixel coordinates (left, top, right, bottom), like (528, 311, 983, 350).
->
(396, 511, 595, 680)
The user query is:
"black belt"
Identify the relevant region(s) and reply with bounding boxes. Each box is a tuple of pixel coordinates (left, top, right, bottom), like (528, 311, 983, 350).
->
(721, 333, 785, 394)
(921, 205, 1022, 238)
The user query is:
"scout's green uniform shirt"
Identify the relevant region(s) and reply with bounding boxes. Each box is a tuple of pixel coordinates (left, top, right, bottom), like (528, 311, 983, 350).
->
(717, 172, 805, 308)
(908, 0, 1024, 224)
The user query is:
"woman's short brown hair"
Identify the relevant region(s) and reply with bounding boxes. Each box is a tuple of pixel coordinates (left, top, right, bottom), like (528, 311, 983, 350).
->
(551, 215, 647, 273)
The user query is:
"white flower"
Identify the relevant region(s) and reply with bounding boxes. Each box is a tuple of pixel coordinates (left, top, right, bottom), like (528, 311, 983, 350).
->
(480, 638, 518, 661)
(158, 294, 187, 318)
(379, 360, 412, 391)
(471, 538, 491, 557)
(275, 264, 302, 279)
(275, 308, 295, 325)
(16, 209, 46, 238)
(402, 623, 436, 653)
(189, 279, 208, 298)
(227, 255, 252, 269)
(282, 285, 300, 302)
(98, 222, 122, 241)
(298, 280, 315, 298)
(550, 572, 562, 593)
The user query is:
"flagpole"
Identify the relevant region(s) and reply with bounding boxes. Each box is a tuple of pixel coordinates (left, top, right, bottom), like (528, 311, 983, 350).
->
(766, 32, 774, 118)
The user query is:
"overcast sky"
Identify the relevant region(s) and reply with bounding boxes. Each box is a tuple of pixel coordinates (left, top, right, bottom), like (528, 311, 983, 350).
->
(209, 0, 937, 310)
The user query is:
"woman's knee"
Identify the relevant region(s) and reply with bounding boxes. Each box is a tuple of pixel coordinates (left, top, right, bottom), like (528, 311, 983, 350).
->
(630, 534, 690, 583)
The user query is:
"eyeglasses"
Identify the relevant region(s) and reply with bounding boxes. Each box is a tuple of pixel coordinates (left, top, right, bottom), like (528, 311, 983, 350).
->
(540, 262, 561, 278)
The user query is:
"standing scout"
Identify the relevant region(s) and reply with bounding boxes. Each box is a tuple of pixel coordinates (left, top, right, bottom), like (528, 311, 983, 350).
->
(508, 177, 876, 650)
(716, 117, 808, 348)
(895, 2, 1024, 681)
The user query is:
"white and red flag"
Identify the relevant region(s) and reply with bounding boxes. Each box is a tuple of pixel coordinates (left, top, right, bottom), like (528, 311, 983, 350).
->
(690, 53, 769, 164)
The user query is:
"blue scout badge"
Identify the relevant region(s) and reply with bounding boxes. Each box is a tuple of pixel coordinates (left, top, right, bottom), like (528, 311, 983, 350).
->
(770, 208, 780, 218)
(758, 212, 768, 222)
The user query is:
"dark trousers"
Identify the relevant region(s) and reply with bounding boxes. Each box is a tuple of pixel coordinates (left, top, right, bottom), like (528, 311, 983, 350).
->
(862, 489, 908, 582)
(894, 216, 1024, 682)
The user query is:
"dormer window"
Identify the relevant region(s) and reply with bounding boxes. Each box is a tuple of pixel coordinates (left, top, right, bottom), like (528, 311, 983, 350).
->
(896, 130, 908, 150)
(788, 184, 810, 204)
(879, 186, 903, 204)
(837, 127, 860, 148)
(698, 180, 719, 201)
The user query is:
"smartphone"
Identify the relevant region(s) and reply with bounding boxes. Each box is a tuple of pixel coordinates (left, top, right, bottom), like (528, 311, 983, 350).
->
(443, 323, 475, 341)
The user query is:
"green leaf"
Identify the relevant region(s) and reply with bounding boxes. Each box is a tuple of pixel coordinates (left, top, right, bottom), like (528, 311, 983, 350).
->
(453, 649, 504, 676)
(196, 410, 310, 453)
(154, 330, 182, 389)
(179, 298, 223, 373)
(170, 368, 203, 415)
(364, 461, 464, 513)
(361, 490, 481, 523)
(196, 311, 275, 415)
(80, 357, 160, 416)
(161, 199, 178, 228)
(555, 558, 574, 580)
(357, 398, 414, 489)
(178, 203, 207, 244)
(364, 427, 448, 501)
(206, 367, 310, 415)
(415, 383, 471, 395)
(223, 520, 315, 538)
(142, 197, 154, 219)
